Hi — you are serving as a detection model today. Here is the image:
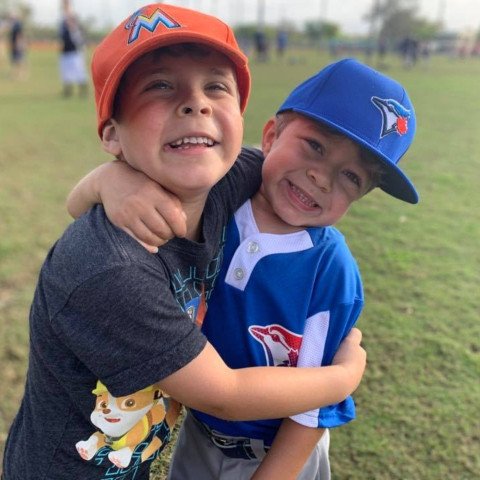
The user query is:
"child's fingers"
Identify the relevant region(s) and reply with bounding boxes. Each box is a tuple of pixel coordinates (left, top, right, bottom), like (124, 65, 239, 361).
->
(123, 226, 160, 254)
(107, 177, 187, 240)
(121, 187, 187, 239)
(346, 327, 362, 344)
(333, 328, 366, 369)
(137, 240, 159, 254)
(151, 189, 187, 238)
(154, 206, 187, 238)
(134, 210, 179, 244)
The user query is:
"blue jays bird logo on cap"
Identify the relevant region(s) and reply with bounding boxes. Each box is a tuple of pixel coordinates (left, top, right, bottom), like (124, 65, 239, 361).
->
(125, 7, 181, 44)
(371, 96, 411, 138)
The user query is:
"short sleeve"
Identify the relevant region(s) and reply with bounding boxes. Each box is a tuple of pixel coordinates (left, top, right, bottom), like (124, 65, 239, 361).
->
(289, 304, 360, 429)
(288, 236, 364, 429)
(51, 264, 207, 397)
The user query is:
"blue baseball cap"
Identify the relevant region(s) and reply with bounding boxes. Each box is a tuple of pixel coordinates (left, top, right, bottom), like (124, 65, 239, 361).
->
(277, 58, 418, 204)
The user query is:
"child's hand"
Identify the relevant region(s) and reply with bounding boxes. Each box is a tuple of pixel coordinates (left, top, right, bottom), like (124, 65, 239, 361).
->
(332, 328, 367, 393)
(99, 161, 187, 253)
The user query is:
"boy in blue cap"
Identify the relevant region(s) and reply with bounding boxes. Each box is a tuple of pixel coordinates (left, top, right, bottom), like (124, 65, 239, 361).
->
(68, 58, 418, 479)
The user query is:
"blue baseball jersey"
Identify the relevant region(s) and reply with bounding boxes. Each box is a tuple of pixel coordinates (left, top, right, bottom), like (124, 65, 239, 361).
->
(193, 200, 364, 445)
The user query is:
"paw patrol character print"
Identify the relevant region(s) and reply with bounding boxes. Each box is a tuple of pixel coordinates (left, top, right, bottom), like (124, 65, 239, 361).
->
(76, 381, 173, 469)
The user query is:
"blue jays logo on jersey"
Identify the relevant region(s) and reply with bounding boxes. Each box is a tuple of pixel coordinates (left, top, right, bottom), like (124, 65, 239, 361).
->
(249, 324, 303, 367)
(125, 7, 181, 44)
(371, 96, 411, 138)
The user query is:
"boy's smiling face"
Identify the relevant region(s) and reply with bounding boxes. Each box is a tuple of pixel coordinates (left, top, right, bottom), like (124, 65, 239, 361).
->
(102, 48, 243, 203)
(256, 114, 372, 231)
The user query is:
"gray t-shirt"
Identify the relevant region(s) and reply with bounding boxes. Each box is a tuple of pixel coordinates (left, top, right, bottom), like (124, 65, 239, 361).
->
(3, 148, 263, 480)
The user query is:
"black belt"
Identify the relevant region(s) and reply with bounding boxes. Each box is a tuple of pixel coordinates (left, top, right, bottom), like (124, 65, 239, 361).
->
(194, 415, 270, 460)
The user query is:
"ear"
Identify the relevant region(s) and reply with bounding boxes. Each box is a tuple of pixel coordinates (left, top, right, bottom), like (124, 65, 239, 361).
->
(261, 117, 277, 156)
(101, 119, 122, 157)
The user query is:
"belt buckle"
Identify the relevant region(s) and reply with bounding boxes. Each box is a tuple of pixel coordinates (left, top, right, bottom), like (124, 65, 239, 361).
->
(210, 430, 240, 449)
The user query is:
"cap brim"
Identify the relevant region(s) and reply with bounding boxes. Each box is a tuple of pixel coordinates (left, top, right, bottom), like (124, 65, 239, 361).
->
(376, 157, 419, 204)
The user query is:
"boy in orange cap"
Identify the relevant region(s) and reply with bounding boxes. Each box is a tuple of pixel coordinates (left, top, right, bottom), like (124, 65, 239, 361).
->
(67, 55, 418, 478)
(2, 4, 366, 480)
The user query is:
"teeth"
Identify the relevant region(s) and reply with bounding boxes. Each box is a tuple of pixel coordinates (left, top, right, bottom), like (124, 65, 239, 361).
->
(290, 184, 318, 207)
(170, 136, 214, 147)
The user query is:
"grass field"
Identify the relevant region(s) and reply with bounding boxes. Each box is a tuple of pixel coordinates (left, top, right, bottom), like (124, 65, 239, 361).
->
(1, 47, 479, 479)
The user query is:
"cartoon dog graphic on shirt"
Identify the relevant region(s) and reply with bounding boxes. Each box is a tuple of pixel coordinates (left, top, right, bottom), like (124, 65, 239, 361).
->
(76, 381, 180, 469)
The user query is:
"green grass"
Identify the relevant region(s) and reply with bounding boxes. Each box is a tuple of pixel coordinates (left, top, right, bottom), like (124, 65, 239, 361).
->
(1, 49, 479, 479)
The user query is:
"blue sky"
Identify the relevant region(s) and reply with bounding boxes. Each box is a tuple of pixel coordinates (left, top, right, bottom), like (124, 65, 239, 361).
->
(26, 0, 480, 34)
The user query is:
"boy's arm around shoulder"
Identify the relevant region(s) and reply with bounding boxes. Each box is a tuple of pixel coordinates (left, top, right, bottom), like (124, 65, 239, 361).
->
(65, 147, 263, 252)
(66, 163, 105, 218)
(252, 420, 325, 480)
(66, 160, 187, 252)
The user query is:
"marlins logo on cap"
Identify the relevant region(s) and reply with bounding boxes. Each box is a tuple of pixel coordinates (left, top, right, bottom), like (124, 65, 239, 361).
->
(125, 7, 181, 44)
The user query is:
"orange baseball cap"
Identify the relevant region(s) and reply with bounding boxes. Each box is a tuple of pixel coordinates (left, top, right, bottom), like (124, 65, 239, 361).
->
(92, 3, 250, 136)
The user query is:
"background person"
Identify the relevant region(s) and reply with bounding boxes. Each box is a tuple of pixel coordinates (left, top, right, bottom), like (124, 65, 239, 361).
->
(59, 0, 88, 97)
(7, 10, 26, 80)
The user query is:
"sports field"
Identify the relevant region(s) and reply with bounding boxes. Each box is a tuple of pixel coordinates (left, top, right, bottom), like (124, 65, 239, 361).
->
(0, 48, 479, 479)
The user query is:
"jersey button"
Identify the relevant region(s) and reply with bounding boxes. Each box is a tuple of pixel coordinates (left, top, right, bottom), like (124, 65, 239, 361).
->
(247, 241, 260, 253)
(234, 268, 245, 280)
